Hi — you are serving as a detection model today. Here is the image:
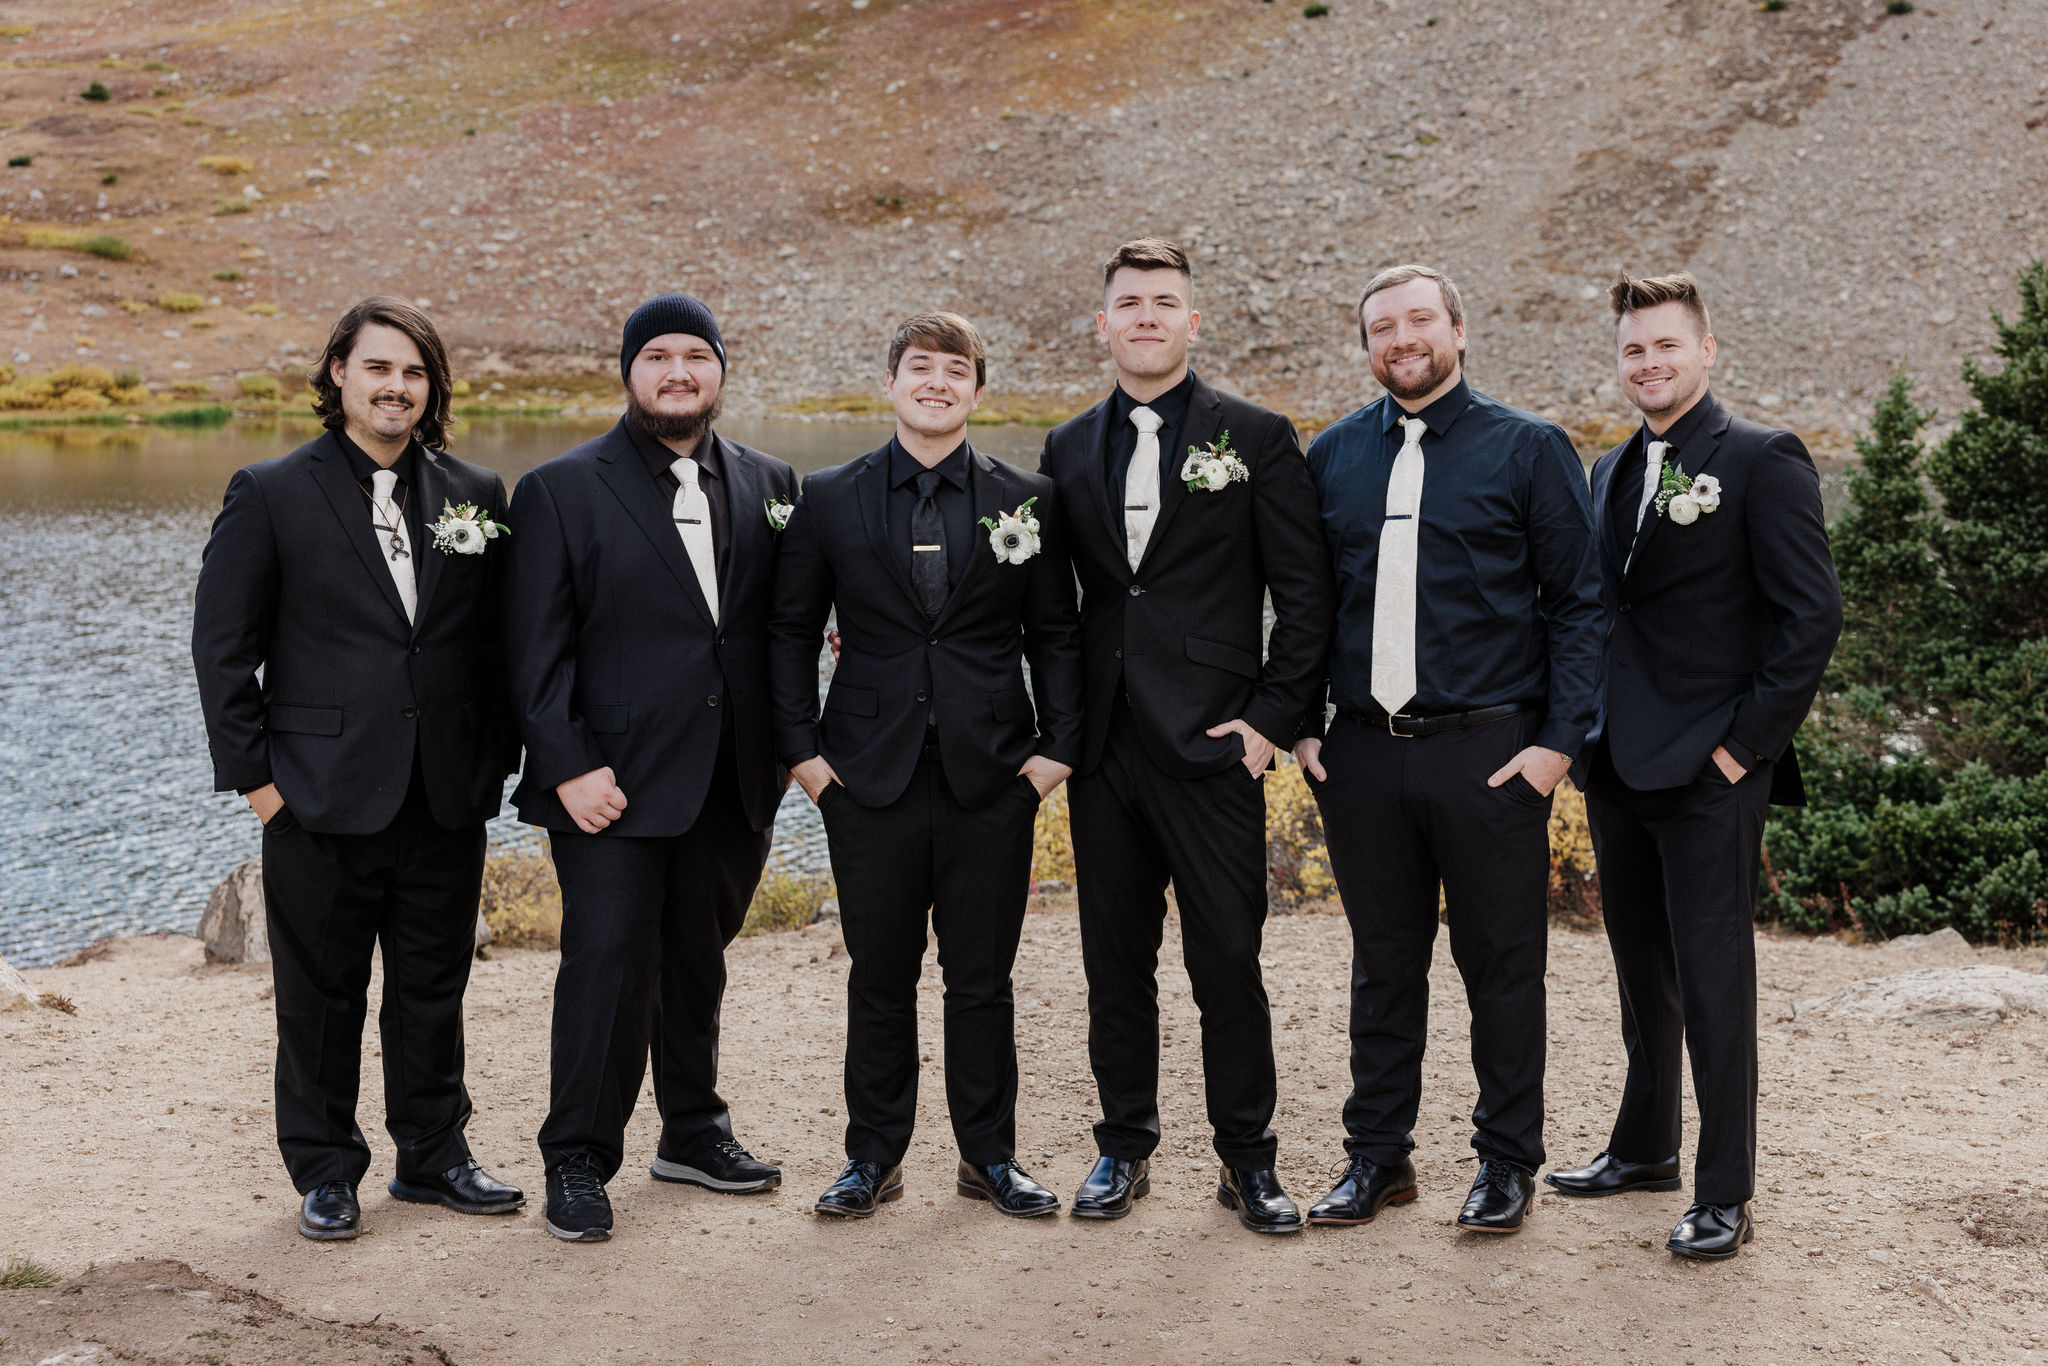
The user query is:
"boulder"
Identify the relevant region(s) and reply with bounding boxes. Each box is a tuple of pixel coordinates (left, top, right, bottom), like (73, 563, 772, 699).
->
(0, 953, 34, 1011)
(1881, 926, 1973, 956)
(1793, 966, 2048, 1028)
(201, 857, 494, 964)
(199, 858, 269, 964)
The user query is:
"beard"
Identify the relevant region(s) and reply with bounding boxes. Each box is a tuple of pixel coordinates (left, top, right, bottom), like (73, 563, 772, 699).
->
(1631, 370, 1704, 418)
(1373, 342, 1460, 401)
(627, 384, 722, 444)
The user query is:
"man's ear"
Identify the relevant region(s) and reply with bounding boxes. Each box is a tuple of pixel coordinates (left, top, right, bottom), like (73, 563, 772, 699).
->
(1095, 310, 1110, 345)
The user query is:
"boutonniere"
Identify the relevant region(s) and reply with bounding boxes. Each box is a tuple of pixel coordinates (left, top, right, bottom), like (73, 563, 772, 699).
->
(1656, 464, 1721, 526)
(978, 496, 1042, 565)
(765, 498, 794, 532)
(1182, 431, 1250, 492)
(429, 500, 509, 554)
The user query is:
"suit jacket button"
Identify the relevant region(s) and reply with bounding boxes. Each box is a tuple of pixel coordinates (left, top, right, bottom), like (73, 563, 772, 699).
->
(1128, 584, 1141, 597)
(1619, 603, 1633, 613)
(707, 695, 721, 707)
(915, 690, 928, 703)
(409, 645, 421, 655)
(716, 636, 726, 647)
(927, 636, 938, 646)
(1114, 649, 1122, 659)
(402, 705, 418, 719)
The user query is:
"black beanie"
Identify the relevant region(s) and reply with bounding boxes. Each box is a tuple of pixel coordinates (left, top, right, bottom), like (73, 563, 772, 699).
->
(620, 293, 726, 381)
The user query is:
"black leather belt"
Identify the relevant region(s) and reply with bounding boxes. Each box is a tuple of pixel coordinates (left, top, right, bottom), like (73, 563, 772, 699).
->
(1340, 702, 1528, 738)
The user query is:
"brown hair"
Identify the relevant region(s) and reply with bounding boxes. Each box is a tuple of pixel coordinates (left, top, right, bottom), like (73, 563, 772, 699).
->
(886, 311, 987, 389)
(1101, 237, 1192, 293)
(1609, 271, 1711, 336)
(1357, 264, 1465, 347)
(308, 295, 455, 449)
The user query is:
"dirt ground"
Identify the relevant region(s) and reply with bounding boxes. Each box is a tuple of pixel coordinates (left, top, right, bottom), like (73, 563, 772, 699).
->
(3, 913, 2045, 1366)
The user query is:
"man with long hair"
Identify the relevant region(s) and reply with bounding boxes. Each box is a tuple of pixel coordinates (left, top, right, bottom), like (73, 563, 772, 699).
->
(193, 296, 525, 1241)
(504, 294, 798, 1242)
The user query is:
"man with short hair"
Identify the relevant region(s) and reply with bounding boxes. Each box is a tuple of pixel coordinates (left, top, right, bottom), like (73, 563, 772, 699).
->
(770, 312, 1083, 1219)
(1038, 239, 1335, 1233)
(504, 294, 798, 1242)
(193, 296, 525, 1241)
(1294, 264, 1602, 1236)
(1545, 273, 1840, 1261)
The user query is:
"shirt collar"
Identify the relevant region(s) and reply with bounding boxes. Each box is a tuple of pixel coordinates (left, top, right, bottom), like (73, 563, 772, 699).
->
(1642, 387, 1716, 454)
(889, 436, 970, 490)
(1379, 374, 1473, 437)
(627, 414, 723, 483)
(337, 428, 418, 489)
(1112, 368, 1197, 431)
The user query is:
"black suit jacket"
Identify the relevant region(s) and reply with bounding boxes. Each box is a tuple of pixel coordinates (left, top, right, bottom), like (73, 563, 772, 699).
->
(191, 430, 518, 835)
(1581, 392, 1841, 803)
(1038, 374, 1335, 778)
(767, 443, 1084, 811)
(503, 420, 798, 835)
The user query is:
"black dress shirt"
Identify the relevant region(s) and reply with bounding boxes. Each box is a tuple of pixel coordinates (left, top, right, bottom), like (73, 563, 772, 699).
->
(338, 429, 425, 552)
(885, 437, 973, 592)
(628, 417, 730, 571)
(1302, 377, 1604, 757)
(1105, 369, 1197, 505)
(1615, 392, 1716, 560)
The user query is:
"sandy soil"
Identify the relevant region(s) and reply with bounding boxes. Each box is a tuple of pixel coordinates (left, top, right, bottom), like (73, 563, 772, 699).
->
(3, 914, 2046, 1366)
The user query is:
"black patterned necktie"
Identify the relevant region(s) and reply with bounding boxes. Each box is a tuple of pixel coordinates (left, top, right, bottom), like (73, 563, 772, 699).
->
(911, 469, 948, 618)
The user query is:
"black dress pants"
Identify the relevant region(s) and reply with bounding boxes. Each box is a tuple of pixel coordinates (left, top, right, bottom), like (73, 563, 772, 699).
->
(818, 750, 1038, 1168)
(1584, 739, 1770, 1205)
(537, 739, 772, 1181)
(1311, 711, 1552, 1172)
(1070, 707, 1278, 1168)
(261, 766, 486, 1193)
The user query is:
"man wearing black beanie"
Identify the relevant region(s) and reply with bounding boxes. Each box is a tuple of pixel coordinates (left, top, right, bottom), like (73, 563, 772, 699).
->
(503, 294, 799, 1242)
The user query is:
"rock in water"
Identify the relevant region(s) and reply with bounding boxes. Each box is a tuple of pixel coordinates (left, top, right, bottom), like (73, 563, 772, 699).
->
(0, 953, 34, 1011)
(1794, 966, 2048, 1028)
(199, 858, 270, 965)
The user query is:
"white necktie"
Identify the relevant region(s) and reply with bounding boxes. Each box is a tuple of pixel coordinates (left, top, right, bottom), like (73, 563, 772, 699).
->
(1635, 440, 1670, 533)
(1370, 415, 1428, 716)
(670, 456, 719, 623)
(368, 468, 417, 625)
(1124, 405, 1163, 572)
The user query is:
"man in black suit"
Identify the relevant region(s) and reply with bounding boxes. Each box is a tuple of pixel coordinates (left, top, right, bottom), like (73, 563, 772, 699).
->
(1037, 239, 1335, 1233)
(503, 294, 798, 1243)
(1294, 265, 1604, 1237)
(1545, 273, 1840, 1260)
(770, 312, 1083, 1219)
(193, 296, 524, 1241)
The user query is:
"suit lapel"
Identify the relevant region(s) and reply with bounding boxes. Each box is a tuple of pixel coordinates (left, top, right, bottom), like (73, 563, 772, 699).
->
(718, 434, 762, 608)
(932, 447, 1002, 630)
(1138, 377, 1219, 562)
(1070, 398, 1125, 572)
(1625, 396, 1728, 584)
(856, 444, 923, 614)
(409, 446, 450, 630)
(307, 431, 411, 625)
(592, 420, 717, 629)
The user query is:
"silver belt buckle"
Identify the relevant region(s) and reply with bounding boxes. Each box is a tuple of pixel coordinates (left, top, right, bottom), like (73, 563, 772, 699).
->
(1387, 712, 1413, 738)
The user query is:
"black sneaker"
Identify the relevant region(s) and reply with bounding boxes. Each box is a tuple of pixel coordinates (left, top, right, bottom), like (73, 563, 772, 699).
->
(650, 1137, 781, 1193)
(545, 1155, 613, 1242)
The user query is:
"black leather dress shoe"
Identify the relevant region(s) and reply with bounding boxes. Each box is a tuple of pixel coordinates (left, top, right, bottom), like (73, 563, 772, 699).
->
(1071, 1156, 1150, 1220)
(1215, 1166, 1306, 1234)
(813, 1160, 904, 1218)
(1544, 1151, 1681, 1199)
(298, 1180, 361, 1241)
(389, 1158, 526, 1215)
(956, 1159, 1060, 1217)
(1457, 1160, 1535, 1233)
(544, 1156, 613, 1242)
(1307, 1155, 1418, 1226)
(1667, 1202, 1753, 1260)
(651, 1137, 781, 1193)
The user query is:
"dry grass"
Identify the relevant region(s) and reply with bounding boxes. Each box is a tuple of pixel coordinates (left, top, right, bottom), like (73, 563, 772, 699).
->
(21, 228, 134, 261)
(235, 374, 282, 400)
(246, 302, 281, 317)
(157, 292, 206, 313)
(194, 154, 252, 176)
(478, 845, 562, 950)
(743, 864, 835, 935)
(37, 991, 77, 1016)
(0, 364, 154, 413)
(0, 1257, 60, 1290)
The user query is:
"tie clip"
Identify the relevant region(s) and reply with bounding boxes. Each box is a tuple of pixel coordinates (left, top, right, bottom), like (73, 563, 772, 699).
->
(674, 517, 703, 525)
(913, 544, 943, 552)
(1124, 504, 1150, 512)
(1384, 513, 1414, 521)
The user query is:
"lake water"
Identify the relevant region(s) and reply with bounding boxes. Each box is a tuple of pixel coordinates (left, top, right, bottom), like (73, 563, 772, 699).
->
(0, 416, 1051, 966)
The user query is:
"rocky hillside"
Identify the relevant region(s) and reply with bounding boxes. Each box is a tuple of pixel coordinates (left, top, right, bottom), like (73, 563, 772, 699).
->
(2, 0, 2043, 441)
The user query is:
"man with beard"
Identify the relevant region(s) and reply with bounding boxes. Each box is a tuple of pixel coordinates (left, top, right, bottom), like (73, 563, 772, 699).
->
(1545, 274, 1839, 1261)
(504, 294, 798, 1242)
(193, 296, 524, 1240)
(770, 312, 1083, 1219)
(1293, 265, 1602, 1236)
(1037, 239, 1334, 1233)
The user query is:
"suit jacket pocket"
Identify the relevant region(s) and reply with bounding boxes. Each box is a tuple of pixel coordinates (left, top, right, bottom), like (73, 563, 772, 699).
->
(581, 703, 630, 733)
(825, 684, 878, 717)
(991, 687, 1033, 722)
(266, 704, 342, 736)
(1184, 633, 1260, 680)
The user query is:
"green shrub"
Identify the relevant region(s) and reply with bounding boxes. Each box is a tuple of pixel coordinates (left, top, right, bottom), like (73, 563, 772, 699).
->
(81, 81, 110, 101)
(157, 291, 206, 312)
(6, 154, 28, 168)
(0, 1257, 60, 1290)
(1303, 2, 1330, 13)
(743, 864, 834, 935)
(153, 404, 232, 427)
(211, 268, 243, 281)
(23, 227, 134, 260)
(236, 373, 282, 400)
(1886, 0, 1914, 13)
